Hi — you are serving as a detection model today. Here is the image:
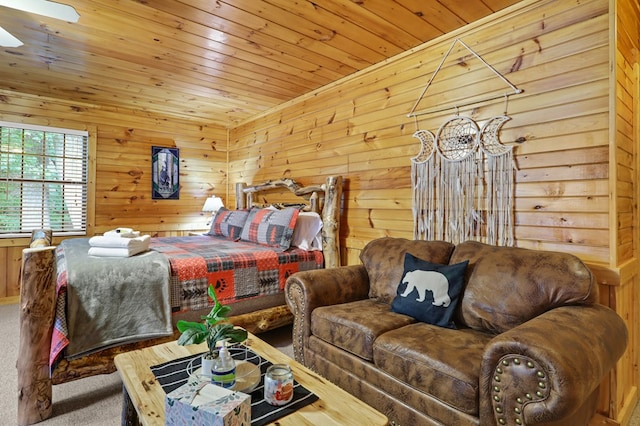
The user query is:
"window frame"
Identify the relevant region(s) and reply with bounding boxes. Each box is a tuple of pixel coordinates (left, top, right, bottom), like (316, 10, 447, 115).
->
(0, 120, 95, 240)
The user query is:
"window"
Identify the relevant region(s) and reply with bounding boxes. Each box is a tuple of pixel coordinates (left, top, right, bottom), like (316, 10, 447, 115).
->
(0, 121, 89, 238)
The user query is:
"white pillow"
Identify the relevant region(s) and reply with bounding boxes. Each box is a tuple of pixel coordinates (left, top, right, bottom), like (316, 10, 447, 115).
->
(291, 212, 323, 250)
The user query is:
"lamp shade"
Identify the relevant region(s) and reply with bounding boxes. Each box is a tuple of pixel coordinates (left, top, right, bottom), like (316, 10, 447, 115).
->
(202, 196, 224, 213)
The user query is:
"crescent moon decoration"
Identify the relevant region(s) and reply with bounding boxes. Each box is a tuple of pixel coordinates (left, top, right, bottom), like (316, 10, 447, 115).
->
(479, 116, 512, 156)
(411, 129, 436, 163)
(410, 115, 515, 247)
(411, 130, 437, 240)
(480, 115, 515, 246)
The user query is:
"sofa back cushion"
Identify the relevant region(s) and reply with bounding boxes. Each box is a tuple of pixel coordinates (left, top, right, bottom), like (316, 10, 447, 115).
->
(360, 237, 455, 304)
(450, 240, 598, 334)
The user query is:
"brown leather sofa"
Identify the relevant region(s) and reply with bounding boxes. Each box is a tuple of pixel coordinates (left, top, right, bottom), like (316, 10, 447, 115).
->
(285, 238, 628, 426)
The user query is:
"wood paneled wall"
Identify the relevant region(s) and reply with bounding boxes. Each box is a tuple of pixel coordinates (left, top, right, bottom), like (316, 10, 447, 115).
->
(229, 0, 611, 263)
(613, 0, 640, 423)
(0, 91, 228, 299)
(229, 0, 636, 423)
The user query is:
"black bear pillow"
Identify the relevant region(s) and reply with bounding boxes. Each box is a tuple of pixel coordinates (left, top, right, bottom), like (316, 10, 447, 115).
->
(391, 252, 468, 329)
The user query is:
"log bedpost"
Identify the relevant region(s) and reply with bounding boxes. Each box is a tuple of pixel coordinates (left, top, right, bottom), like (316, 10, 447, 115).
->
(235, 182, 246, 210)
(322, 176, 342, 268)
(17, 246, 57, 425)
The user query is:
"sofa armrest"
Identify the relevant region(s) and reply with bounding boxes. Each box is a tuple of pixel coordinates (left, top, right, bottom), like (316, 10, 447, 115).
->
(480, 304, 627, 425)
(285, 265, 370, 363)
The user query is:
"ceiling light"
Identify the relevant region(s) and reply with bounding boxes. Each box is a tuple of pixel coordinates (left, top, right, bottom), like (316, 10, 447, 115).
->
(0, 0, 80, 22)
(0, 1, 80, 47)
(0, 26, 23, 47)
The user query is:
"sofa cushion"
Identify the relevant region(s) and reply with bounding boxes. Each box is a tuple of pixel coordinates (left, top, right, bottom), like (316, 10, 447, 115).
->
(360, 237, 455, 304)
(391, 253, 468, 329)
(373, 322, 493, 416)
(450, 240, 598, 334)
(311, 299, 416, 361)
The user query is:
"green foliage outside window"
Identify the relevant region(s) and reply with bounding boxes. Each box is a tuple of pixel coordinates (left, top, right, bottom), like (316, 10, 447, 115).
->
(0, 123, 87, 236)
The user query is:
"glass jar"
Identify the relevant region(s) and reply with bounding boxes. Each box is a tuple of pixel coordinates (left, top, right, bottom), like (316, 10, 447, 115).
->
(264, 364, 294, 406)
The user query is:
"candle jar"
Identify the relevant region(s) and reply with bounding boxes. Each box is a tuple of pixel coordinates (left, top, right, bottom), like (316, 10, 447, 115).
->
(264, 364, 294, 406)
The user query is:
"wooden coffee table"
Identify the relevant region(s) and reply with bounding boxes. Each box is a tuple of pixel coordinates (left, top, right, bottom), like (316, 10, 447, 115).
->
(114, 332, 388, 425)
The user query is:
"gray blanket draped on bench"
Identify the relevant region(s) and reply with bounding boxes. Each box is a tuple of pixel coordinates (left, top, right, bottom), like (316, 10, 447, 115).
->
(62, 238, 173, 359)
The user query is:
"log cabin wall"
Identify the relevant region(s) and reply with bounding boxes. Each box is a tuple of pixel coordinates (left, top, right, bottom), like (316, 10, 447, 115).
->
(613, 0, 640, 422)
(0, 91, 228, 301)
(229, 0, 612, 262)
(228, 0, 637, 423)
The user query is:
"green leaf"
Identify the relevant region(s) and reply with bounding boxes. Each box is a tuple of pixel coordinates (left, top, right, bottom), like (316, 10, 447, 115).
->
(226, 327, 248, 343)
(177, 327, 208, 346)
(176, 320, 207, 333)
(208, 284, 218, 303)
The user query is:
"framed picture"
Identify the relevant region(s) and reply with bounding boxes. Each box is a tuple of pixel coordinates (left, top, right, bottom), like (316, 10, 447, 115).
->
(152, 146, 180, 199)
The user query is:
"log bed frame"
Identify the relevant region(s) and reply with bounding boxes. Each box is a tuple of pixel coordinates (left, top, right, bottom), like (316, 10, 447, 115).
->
(17, 175, 342, 425)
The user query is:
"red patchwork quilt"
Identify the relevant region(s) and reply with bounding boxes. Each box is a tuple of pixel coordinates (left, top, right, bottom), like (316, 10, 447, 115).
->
(51, 235, 323, 369)
(149, 235, 324, 312)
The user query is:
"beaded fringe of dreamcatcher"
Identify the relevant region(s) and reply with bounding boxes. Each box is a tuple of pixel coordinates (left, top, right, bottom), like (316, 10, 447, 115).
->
(411, 116, 514, 245)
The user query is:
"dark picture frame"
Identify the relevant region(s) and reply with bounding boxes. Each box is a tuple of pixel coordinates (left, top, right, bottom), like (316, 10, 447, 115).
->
(152, 146, 180, 199)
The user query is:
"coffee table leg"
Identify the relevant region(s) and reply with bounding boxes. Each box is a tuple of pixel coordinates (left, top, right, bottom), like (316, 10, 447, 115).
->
(121, 385, 140, 426)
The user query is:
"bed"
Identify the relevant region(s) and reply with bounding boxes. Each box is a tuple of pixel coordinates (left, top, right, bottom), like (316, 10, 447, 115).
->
(17, 175, 342, 426)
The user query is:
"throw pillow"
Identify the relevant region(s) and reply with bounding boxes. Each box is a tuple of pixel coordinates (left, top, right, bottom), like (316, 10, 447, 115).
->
(391, 253, 468, 329)
(291, 211, 323, 250)
(240, 207, 299, 250)
(207, 208, 249, 240)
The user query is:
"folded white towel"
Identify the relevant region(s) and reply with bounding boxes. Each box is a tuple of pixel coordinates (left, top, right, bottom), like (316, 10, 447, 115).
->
(104, 228, 141, 238)
(87, 246, 149, 257)
(88, 234, 150, 251)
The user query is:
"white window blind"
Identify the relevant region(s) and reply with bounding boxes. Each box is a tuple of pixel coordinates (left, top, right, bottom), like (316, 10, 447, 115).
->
(0, 121, 89, 238)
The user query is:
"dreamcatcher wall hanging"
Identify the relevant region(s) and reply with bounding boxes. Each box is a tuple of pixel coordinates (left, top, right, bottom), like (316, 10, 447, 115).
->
(407, 39, 523, 246)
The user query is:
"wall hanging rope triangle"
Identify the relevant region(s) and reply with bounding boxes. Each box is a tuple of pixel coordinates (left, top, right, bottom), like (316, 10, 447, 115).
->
(408, 39, 521, 246)
(407, 38, 523, 119)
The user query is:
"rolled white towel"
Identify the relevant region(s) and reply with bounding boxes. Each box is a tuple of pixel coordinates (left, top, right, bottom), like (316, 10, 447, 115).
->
(88, 234, 150, 250)
(87, 246, 149, 257)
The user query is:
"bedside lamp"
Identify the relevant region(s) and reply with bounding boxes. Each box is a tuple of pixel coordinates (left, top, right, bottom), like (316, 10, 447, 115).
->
(202, 196, 224, 226)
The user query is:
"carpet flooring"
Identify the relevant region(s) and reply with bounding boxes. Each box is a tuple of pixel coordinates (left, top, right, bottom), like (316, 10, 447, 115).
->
(3, 301, 640, 425)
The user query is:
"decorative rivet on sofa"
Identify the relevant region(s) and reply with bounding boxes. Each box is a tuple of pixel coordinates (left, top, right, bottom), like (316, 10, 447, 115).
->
(492, 355, 550, 426)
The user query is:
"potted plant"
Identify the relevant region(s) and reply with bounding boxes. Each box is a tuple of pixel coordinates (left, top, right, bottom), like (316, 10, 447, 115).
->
(176, 284, 248, 376)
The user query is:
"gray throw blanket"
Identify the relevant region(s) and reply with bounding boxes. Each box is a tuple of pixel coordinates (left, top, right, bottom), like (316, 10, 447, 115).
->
(62, 238, 173, 359)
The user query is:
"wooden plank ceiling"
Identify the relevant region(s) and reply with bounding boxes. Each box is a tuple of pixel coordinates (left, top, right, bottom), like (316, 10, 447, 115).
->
(0, 0, 522, 127)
